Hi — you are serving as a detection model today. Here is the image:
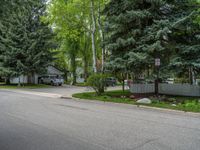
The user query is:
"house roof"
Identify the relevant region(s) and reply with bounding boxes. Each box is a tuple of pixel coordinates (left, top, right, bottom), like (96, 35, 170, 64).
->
(47, 66, 64, 75)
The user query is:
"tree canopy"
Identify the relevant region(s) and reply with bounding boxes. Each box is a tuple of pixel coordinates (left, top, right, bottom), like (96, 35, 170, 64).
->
(0, 0, 54, 83)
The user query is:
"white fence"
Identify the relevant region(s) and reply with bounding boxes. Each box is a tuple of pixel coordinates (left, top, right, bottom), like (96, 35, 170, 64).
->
(130, 83, 200, 97)
(130, 84, 154, 94)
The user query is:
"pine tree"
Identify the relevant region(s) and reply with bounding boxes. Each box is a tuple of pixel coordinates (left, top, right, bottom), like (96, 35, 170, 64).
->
(104, 0, 165, 80)
(0, 0, 54, 84)
(23, 0, 55, 83)
(0, 1, 22, 83)
(169, 0, 200, 84)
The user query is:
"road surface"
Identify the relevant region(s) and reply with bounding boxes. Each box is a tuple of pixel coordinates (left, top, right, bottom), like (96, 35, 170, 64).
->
(0, 90, 200, 150)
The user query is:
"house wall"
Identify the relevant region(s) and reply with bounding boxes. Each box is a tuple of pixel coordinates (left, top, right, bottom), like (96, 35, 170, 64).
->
(10, 75, 28, 84)
(10, 74, 38, 84)
(130, 83, 200, 97)
(10, 66, 64, 85)
(75, 67, 85, 83)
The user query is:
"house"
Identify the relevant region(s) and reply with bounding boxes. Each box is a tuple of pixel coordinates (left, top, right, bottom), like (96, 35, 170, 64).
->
(10, 66, 64, 84)
(75, 67, 85, 83)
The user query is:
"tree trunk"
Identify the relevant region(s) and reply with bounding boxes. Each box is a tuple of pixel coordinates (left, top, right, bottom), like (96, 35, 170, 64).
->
(189, 66, 196, 85)
(122, 73, 125, 92)
(83, 57, 88, 82)
(71, 53, 77, 85)
(32, 72, 35, 84)
(18, 76, 21, 86)
(191, 67, 196, 85)
(97, 0, 105, 72)
(5, 77, 10, 85)
(28, 72, 35, 84)
(90, 0, 97, 73)
(83, 32, 89, 82)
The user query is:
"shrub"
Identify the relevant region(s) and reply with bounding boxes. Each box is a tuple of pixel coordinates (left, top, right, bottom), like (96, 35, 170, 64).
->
(87, 74, 108, 95)
(174, 78, 189, 84)
(167, 98, 177, 103)
(185, 102, 196, 107)
(183, 101, 200, 111)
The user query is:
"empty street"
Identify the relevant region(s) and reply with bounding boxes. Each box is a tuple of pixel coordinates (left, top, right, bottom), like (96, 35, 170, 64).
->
(0, 90, 200, 150)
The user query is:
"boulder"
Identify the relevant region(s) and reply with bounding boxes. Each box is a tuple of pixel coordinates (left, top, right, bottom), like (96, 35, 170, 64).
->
(136, 98, 152, 104)
(129, 95, 135, 99)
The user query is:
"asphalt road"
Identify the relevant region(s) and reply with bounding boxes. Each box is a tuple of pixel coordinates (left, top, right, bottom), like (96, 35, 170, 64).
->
(0, 90, 200, 150)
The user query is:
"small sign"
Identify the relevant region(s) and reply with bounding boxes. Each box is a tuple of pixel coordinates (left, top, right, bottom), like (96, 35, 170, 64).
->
(155, 58, 160, 66)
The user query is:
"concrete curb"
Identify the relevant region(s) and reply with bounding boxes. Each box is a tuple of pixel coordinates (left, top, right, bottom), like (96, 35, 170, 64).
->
(70, 96, 200, 116)
(61, 96, 73, 99)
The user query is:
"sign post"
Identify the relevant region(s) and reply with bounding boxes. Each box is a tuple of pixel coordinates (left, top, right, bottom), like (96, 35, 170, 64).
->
(155, 58, 160, 96)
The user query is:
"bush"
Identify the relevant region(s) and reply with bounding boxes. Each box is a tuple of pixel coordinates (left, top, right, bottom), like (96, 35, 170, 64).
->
(87, 74, 108, 95)
(183, 101, 200, 111)
(174, 78, 189, 84)
(167, 98, 177, 103)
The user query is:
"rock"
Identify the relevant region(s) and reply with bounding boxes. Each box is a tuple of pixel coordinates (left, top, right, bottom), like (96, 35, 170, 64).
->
(136, 98, 152, 104)
(171, 104, 177, 107)
(168, 98, 176, 103)
(129, 95, 135, 99)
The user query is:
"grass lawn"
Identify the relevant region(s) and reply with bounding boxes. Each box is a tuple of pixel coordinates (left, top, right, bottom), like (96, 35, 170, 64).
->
(72, 90, 200, 113)
(74, 83, 87, 87)
(0, 84, 51, 89)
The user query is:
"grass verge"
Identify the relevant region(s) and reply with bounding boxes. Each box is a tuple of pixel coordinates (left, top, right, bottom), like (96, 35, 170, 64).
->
(72, 90, 200, 113)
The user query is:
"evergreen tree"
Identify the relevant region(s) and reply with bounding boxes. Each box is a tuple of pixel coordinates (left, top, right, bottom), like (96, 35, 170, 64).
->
(169, 0, 200, 84)
(0, 1, 22, 82)
(23, 0, 55, 83)
(0, 0, 54, 84)
(104, 0, 200, 85)
(104, 0, 165, 80)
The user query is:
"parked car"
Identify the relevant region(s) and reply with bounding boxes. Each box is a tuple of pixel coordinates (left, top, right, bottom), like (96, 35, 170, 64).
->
(105, 77, 117, 87)
(165, 78, 174, 84)
(40, 75, 64, 86)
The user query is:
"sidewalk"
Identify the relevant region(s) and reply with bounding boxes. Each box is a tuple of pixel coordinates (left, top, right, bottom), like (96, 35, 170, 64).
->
(61, 85, 122, 98)
(1, 85, 122, 99)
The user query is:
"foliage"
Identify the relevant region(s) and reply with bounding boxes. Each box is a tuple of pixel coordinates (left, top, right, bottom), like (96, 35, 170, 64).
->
(104, 0, 166, 80)
(174, 78, 190, 84)
(46, 0, 90, 83)
(72, 90, 133, 103)
(86, 73, 108, 95)
(0, 0, 54, 83)
(46, 0, 108, 82)
(102, 0, 200, 85)
(168, 0, 200, 84)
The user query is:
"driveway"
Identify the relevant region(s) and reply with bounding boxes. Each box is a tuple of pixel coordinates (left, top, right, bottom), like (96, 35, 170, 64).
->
(0, 90, 200, 150)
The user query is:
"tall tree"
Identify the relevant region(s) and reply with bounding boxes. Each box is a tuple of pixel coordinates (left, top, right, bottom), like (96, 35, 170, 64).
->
(0, 0, 54, 84)
(104, 0, 165, 80)
(169, 0, 200, 84)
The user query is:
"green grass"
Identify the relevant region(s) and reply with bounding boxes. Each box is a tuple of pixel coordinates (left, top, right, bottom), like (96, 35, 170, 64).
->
(74, 83, 87, 87)
(0, 84, 51, 89)
(72, 90, 200, 113)
(73, 91, 134, 104)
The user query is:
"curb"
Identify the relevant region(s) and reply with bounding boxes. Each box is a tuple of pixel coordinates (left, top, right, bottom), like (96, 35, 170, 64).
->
(70, 97, 200, 116)
(61, 96, 73, 99)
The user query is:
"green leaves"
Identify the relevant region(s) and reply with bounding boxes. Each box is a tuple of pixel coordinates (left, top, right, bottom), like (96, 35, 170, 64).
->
(0, 0, 54, 80)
